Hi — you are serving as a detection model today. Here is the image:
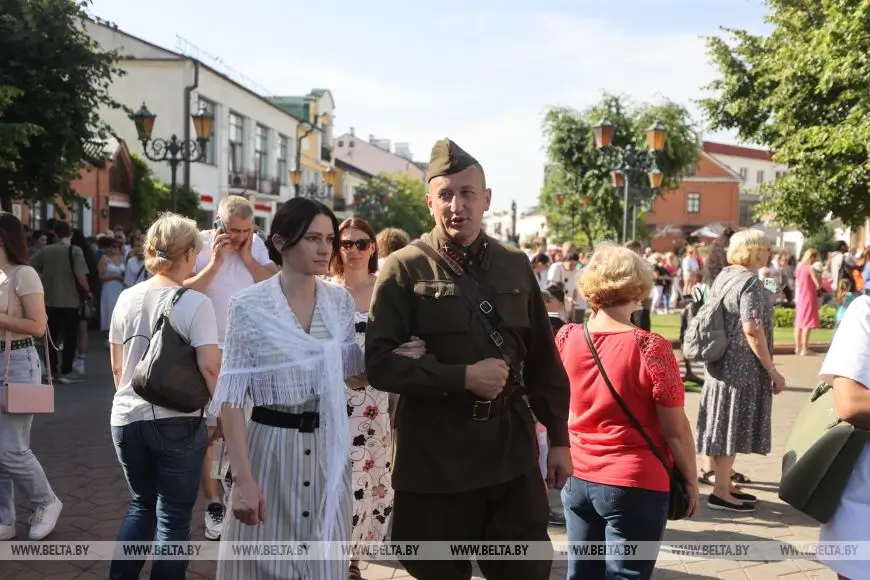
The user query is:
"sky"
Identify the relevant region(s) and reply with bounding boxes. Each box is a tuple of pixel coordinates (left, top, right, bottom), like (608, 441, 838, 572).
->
(87, 0, 770, 212)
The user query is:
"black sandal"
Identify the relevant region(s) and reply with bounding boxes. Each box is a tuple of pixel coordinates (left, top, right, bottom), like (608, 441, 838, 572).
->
(731, 471, 752, 484)
(698, 470, 714, 485)
(698, 470, 752, 485)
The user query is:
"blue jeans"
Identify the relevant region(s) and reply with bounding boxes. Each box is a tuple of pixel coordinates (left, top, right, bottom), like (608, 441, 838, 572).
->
(561, 476, 669, 580)
(110, 417, 207, 580)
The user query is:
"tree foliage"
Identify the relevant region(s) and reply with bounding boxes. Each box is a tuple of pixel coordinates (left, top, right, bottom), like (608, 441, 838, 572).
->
(699, 0, 870, 233)
(0, 0, 125, 210)
(351, 173, 433, 239)
(130, 154, 200, 229)
(540, 94, 699, 245)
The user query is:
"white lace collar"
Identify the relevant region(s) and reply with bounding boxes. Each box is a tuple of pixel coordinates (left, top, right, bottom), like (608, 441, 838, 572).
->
(210, 275, 364, 541)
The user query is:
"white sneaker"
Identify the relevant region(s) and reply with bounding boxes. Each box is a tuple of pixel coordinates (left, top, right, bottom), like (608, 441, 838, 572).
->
(204, 502, 224, 541)
(0, 523, 15, 540)
(72, 357, 85, 375)
(28, 498, 62, 540)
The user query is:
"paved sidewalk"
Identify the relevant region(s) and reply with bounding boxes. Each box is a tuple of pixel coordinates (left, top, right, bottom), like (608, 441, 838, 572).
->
(0, 346, 836, 579)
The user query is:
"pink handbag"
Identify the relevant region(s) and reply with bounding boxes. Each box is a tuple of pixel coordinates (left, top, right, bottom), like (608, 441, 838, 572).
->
(0, 268, 54, 414)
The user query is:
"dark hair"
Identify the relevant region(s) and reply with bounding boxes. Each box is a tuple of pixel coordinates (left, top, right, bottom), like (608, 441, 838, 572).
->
(702, 227, 736, 284)
(71, 229, 99, 287)
(531, 253, 550, 265)
(0, 212, 32, 266)
(625, 240, 642, 252)
(265, 198, 338, 266)
(835, 240, 849, 253)
(544, 284, 565, 303)
(331, 217, 378, 277)
(53, 221, 71, 239)
(375, 227, 411, 258)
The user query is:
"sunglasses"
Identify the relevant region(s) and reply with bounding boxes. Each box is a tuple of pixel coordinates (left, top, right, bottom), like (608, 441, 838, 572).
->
(340, 239, 372, 251)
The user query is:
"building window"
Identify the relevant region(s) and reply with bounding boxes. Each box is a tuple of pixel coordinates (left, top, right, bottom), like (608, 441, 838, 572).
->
(255, 125, 268, 177)
(69, 201, 82, 230)
(228, 112, 244, 173)
(278, 135, 288, 185)
(739, 167, 748, 181)
(756, 170, 765, 184)
(687, 193, 700, 214)
(775, 170, 785, 180)
(29, 201, 43, 231)
(198, 98, 217, 165)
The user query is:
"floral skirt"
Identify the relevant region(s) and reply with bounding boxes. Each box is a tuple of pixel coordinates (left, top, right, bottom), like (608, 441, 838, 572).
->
(347, 385, 394, 544)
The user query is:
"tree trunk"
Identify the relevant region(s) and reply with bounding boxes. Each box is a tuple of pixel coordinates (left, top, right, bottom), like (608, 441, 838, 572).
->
(0, 189, 13, 212)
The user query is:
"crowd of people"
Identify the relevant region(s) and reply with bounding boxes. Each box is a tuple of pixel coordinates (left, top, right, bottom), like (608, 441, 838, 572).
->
(0, 136, 865, 580)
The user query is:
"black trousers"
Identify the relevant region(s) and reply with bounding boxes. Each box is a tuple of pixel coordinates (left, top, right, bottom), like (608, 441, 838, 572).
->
(391, 469, 551, 580)
(47, 306, 79, 375)
(631, 308, 651, 332)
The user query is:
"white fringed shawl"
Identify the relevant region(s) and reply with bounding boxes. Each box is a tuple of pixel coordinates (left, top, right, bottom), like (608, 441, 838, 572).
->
(209, 276, 365, 542)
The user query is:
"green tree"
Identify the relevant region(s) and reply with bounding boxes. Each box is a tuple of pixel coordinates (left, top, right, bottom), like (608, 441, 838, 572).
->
(130, 153, 200, 228)
(351, 173, 433, 239)
(0, 0, 125, 211)
(540, 94, 699, 245)
(802, 224, 837, 260)
(699, 0, 870, 233)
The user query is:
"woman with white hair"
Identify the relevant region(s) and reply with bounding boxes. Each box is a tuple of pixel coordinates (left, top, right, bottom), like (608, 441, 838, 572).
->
(695, 229, 786, 513)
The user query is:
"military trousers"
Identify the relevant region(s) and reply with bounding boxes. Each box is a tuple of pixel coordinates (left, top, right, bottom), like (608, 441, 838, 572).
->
(391, 468, 551, 580)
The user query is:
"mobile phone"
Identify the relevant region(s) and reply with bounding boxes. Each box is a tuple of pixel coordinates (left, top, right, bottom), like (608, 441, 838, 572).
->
(213, 218, 226, 235)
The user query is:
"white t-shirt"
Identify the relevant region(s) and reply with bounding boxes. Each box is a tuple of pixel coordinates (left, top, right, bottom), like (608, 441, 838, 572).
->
(193, 230, 272, 348)
(109, 280, 219, 427)
(818, 295, 870, 578)
(547, 262, 586, 310)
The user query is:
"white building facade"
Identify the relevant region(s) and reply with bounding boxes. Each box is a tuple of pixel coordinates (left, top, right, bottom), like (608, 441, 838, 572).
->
(86, 20, 335, 231)
(484, 208, 548, 247)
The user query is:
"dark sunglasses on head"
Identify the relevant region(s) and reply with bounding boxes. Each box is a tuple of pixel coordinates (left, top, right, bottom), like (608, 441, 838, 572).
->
(340, 239, 372, 251)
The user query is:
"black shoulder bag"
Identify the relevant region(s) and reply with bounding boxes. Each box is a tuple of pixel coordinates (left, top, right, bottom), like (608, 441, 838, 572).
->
(582, 323, 690, 520)
(68, 246, 97, 321)
(124, 288, 210, 414)
(411, 240, 521, 383)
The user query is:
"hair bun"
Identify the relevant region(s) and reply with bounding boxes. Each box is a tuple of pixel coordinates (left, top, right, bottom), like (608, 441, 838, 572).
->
(264, 236, 282, 266)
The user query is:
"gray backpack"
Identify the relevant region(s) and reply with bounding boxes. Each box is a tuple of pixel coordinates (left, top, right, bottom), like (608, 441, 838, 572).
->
(682, 273, 752, 363)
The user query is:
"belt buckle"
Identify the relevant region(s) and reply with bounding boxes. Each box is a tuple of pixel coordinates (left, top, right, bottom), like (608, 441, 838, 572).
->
(298, 412, 320, 433)
(490, 331, 504, 347)
(471, 400, 492, 421)
(479, 301, 493, 314)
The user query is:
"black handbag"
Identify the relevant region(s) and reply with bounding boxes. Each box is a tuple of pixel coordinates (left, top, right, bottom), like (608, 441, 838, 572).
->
(125, 288, 210, 414)
(68, 246, 96, 321)
(582, 324, 691, 520)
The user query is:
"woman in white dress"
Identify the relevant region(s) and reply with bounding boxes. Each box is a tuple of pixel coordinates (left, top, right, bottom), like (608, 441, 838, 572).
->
(211, 199, 422, 579)
(99, 240, 126, 332)
(330, 217, 422, 580)
(818, 294, 870, 580)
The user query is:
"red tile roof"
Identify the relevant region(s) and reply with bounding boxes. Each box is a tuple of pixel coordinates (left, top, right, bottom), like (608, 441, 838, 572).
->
(702, 141, 773, 161)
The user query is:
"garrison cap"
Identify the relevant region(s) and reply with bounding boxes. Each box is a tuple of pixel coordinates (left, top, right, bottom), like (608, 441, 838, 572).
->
(427, 138, 479, 182)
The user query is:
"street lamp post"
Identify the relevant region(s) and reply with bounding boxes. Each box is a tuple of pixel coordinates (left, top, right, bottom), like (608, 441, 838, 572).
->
(131, 102, 214, 213)
(291, 165, 335, 203)
(555, 193, 592, 241)
(593, 119, 667, 243)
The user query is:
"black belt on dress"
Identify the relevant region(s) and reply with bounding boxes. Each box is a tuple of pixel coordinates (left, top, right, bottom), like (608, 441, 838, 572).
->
(250, 407, 320, 433)
(0, 338, 34, 351)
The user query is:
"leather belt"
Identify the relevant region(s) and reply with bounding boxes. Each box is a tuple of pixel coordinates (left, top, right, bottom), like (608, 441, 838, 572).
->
(470, 392, 518, 421)
(251, 407, 320, 433)
(0, 338, 34, 351)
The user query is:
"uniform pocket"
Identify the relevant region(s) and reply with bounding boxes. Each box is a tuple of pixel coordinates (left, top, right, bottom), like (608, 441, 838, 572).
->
(412, 281, 471, 334)
(494, 285, 531, 329)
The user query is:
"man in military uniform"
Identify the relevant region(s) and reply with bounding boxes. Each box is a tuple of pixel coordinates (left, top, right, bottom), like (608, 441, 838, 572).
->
(365, 139, 571, 580)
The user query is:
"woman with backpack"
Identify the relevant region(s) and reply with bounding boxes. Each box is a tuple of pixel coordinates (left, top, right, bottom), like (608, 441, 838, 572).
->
(695, 229, 786, 513)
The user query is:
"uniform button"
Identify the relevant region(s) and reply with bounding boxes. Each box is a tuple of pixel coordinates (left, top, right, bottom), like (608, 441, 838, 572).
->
(434, 291, 441, 298)
(303, 481, 310, 487)
(304, 449, 311, 455)
(302, 510, 310, 517)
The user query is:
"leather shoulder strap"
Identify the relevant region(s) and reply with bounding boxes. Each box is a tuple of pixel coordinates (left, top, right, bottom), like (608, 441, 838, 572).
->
(412, 240, 510, 358)
(3, 267, 53, 387)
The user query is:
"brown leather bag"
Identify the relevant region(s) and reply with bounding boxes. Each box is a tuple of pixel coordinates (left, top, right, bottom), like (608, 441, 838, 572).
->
(126, 288, 210, 414)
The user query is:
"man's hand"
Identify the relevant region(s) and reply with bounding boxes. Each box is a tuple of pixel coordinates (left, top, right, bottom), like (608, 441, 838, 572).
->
(239, 234, 254, 265)
(211, 233, 232, 266)
(464, 358, 508, 400)
(546, 446, 572, 490)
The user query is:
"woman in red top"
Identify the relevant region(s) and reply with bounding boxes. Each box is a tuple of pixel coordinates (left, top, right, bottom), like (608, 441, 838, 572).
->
(556, 244, 698, 580)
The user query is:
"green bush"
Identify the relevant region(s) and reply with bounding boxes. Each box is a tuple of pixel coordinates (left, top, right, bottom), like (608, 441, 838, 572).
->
(773, 305, 836, 329)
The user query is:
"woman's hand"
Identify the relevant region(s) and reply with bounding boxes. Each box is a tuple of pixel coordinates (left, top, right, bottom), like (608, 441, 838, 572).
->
(683, 477, 700, 518)
(232, 478, 266, 525)
(770, 369, 786, 394)
(393, 336, 426, 359)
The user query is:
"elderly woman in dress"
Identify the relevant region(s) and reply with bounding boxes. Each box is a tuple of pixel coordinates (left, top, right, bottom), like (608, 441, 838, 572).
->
(695, 229, 786, 513)
(212, 199, 423, 579)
